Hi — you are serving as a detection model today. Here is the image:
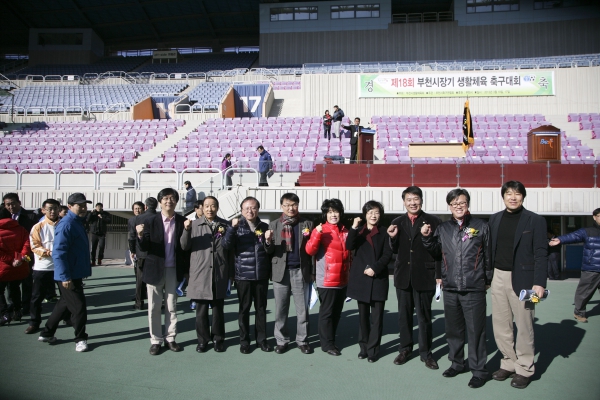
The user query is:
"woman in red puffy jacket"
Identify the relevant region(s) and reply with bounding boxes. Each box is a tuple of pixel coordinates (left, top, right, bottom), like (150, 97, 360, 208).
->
(305, 198, 351, 356)
(0, 207, 31, 326)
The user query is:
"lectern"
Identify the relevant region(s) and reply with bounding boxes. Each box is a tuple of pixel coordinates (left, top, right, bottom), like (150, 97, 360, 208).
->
(358, 129, 375, 164)
(527, 125, 561, 163)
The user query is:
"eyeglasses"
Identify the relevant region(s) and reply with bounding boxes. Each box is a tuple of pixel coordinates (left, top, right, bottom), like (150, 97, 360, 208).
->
(161, 196, 177, 203)
(242, 207, 258, 212)
(282, 203, 298, 209)
(449, 201, 468, 208)
(366, 210, 380, 216)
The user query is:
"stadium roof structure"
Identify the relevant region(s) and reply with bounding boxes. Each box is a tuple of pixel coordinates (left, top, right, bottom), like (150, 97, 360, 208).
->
(1, 0, 452, 54)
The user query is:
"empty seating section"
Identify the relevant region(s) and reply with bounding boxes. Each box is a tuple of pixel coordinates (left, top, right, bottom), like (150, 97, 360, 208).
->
(14, 57, 149, 78)
(0, 83, 188, 113)
(570, 113, 600, 138)
(150, 116, 354, 173)
(373, 114, 595, 164)
(0, 119, 184, 173)
(137, 53, 258, 74)
(271, 81, 301, 90)
(187, 83, 231, 112)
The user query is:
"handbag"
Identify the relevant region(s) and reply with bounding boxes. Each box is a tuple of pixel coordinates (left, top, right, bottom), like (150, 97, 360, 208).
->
(267, 170, 274, 178)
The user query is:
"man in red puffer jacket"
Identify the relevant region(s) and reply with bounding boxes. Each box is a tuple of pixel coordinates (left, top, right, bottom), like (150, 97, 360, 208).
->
(0, 207, 31, 325)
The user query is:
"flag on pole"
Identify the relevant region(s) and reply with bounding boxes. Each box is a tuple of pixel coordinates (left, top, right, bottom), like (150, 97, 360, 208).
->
(462, 99, 474, 152)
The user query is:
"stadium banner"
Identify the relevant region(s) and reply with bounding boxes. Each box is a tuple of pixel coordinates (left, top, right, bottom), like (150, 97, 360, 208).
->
(153, 50, 178, 60)
(358, 71, 555, 98)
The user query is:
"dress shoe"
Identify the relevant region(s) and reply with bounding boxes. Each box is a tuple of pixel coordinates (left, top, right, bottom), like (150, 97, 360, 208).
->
(165, 341, 181, 352)
(275, 344, 288, 354)
(213, 342, 225, 353)
(326, 348, 341, 356)
(358, 352, 368, 359)
(367, 356, 378, 363)
(393, 349, 412, 365)
(24, 325, 39, 334)
(132, 304, 146, 311)
(196, 344, 208, 353)
(443, 367, 462, 378)
(421, 357, 439, 370)
(149, 344, 161, 356)
(240, 345, 251, 354)
(298, 344, 313, 354)
(510, 374, 531, 389)
(91, 261, 96, 266)
(97, 259, 102, 266)
(574, 313, 588, 323)
(259, 342, 272, 352)
(492, 368, 515, 381)
(468, 376, 487, 389)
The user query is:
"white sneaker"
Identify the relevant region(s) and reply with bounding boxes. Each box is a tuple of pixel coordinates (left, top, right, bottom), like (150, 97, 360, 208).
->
(75, 340, 88, 352)
(38, 336, 57, 343)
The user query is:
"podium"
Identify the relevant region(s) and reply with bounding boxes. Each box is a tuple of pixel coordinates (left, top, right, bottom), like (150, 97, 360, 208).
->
(527, 125, 561, 163)
(358, 129, 375, 163)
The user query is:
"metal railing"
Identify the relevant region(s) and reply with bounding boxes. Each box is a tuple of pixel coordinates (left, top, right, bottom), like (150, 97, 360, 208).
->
(97, 168, 137, 190)
(137, 168, 179, 189)
(180, 168, 222, 194)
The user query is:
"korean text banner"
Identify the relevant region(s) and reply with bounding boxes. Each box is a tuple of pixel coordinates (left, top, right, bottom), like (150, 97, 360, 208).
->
(358, 71, 555, 98)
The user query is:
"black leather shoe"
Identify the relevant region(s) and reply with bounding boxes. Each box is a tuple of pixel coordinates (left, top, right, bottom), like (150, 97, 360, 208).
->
(421, 357, 439, 370)
(468, 376, 487, 389)
(298, 344, 313, 354)
(367, 356, 378, 363)
(326, 348, 341, 356)
(24, 325, 39, 334)
(240, 345, 251, 354)
(358, 352, 368, 359)
(275, 344, 288, 354)
(213, 342, 225, 353)
(165, 341, 181, 352)
(149, 344, 161, 356)
(510, 374, 531, 389)
(492, 369, 515, 381)
(196, 344, 208, 353)
(443, 368, 462, 378)
(259, 342, 272, 352)
(393, 349, 412, 365)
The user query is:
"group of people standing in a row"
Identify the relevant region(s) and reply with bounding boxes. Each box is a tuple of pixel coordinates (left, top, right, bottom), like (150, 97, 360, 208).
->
(3, 181, 598, 391)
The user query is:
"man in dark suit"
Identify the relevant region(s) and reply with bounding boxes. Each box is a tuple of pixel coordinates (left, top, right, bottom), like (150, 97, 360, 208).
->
(342, 117, 368, 164)
(136, 189, 190, 356)
(488, 181, 548, 389)
(3, 192, 37, 315)
(265, 193, 314, 355)
(388, 186, 441, 370)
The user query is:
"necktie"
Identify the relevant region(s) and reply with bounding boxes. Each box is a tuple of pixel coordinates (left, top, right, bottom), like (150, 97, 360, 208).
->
(12, 214, 17, 220)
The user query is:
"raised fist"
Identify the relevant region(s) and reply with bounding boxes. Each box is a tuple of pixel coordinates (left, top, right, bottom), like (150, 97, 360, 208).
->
(184, 219, 192, 230)
(265, 229, 273, 242)
(421, 223, 432, 237)
(352, 217, 362, 229)
(315, 224, 323, 233)
(231, 218, 239, 228)
(387, 224, 398, 238)
(136, 224, 144, 236)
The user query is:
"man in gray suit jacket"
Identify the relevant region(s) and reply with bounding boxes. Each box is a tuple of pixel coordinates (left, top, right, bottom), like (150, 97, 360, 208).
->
(488, 181, 547, 389)
(265, 193, 314, 355)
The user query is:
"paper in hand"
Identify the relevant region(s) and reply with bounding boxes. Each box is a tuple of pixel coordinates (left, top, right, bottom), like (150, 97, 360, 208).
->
(435, 282, 442, 302)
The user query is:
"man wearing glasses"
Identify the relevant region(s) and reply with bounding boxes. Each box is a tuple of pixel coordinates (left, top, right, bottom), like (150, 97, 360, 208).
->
(136, 189, 190, 356)
(222, 196, 272, 354)
(421, 188, 492, 389)
(26, 199, 61, 334)
(265, 193, 314, 355)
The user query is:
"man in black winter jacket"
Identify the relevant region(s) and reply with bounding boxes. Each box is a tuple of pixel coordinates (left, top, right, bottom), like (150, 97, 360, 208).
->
(422, 188, 492, 389)
(222, 196, 272, 355)
(87, 203, 112, 266)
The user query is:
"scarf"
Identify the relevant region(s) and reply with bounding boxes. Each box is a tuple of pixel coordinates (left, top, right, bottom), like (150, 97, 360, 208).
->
(280, 213, 299, 252)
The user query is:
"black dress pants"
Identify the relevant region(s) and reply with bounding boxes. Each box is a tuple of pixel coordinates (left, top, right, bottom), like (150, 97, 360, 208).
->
(134, 258, 148, 307)
(324, 126, 331, 140)
(317, 286, 347, 351)
(29, 270, 54, 326)
(443, 290, 488, 378)
(0, 280, 21, 315)
(397, 286, 435, 359)
(90, 234, 106, 261)
(40, 279, 88, 342)
(350, 143, 358, 164)
(196, 298, 225, 345)
(357, 300, 385, 358)
(236, 279, 268, 346)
